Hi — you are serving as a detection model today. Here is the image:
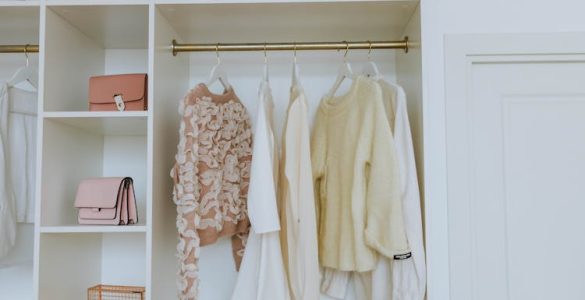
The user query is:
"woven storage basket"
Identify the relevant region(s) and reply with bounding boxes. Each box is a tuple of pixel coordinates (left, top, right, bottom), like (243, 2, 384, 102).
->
(87, 285, 145, 300)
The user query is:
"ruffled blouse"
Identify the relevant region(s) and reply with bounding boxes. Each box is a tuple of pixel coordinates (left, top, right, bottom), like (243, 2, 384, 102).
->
(171, 83, 253, 300)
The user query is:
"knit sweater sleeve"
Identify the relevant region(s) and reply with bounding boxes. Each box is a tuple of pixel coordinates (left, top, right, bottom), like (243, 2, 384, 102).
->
(364, 96, 410, 258)
(310, 108, 327, 229)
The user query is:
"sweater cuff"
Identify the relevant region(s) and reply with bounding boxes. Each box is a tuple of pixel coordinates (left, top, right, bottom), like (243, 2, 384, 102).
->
(364, 228, 410, 259)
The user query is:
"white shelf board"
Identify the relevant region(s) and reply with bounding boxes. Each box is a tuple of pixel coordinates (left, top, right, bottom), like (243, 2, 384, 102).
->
(155, 0, 418, 4)
(40, 225, 147, 233)
(48, 5, 149, 49)
(43, 111, 148, 135)
(158, 1, 418, 43)
(44, 111, 148, 118)
(0, 1, 40, 7)
(46, 0, 148, 5)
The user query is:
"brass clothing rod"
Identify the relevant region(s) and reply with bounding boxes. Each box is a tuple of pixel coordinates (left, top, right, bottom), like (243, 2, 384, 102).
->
(172, 37, 409, 56)
(0, 44, 39, 54)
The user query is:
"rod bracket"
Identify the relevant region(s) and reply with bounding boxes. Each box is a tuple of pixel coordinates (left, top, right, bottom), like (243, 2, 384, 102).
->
(172, 39, 178, 56)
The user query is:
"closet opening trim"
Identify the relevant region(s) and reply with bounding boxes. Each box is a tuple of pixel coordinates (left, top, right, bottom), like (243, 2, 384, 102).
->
(171, 37, 409, 56)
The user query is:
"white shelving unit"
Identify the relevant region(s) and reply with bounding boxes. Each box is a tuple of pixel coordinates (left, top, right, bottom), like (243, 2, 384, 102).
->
(0, 1, 423, 300)
(37, 3, 151, 300)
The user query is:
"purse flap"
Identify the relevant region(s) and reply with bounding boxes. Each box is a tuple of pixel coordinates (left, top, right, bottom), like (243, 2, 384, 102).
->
(89, 73, 147, 104)
(74, 177, 124, 209)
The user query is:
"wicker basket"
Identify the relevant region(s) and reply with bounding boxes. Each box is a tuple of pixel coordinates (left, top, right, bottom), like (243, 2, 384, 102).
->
(87, 285, 145, 300)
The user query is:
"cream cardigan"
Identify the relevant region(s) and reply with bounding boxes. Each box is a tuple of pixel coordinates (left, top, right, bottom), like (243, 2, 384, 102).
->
(311, 76, 409, 272)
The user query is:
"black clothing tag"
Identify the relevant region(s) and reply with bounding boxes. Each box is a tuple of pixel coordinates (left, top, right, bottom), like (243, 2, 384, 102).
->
(394, 252, 412, 260)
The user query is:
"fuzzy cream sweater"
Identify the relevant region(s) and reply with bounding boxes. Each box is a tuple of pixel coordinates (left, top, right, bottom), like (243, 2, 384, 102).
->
(311, 76, 409, 272)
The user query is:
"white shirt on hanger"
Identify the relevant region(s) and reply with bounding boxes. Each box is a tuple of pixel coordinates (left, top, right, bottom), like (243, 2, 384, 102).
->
(0, 82, 37, 258)
(0, 83, 17, 259)
(279, 70, 321, 300)
(230, 80, 290, 300)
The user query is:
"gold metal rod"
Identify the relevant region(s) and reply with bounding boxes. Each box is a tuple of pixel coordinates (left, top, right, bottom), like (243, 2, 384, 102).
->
(172, 37, 409, 56)
(0, 44, 39, 54)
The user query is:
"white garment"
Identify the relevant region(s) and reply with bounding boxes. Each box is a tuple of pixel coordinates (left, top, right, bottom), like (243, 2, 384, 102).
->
(8, 87, 37, 223)
(321, 79, 426, 300)
(231, 80, 290, 300)
(279, 77, 321, 300)
(0, 83, 36, 258)
(0, 83, 17, 258)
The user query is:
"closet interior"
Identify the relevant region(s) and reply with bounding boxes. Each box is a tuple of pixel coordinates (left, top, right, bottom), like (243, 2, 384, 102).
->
(0, 5, 39, 300)
(0, 1, 423, 300)
(153, 2, 423, 300)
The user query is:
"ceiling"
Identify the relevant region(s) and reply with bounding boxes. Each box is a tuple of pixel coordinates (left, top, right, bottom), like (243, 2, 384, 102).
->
(50, 5, 149, 49)
(158, 1, 419, 44)
(0, 7, 40, 45)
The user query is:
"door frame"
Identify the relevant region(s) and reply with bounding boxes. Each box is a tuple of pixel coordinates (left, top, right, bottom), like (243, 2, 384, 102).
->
(428, 32, 585, 300)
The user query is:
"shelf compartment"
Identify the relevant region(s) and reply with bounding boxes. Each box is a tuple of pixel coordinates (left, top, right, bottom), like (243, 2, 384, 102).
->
(48, 5, 148, 49)
(41, 117, 148, 227)
(39, 232, 146, 300)
(44, 5, 149, 112)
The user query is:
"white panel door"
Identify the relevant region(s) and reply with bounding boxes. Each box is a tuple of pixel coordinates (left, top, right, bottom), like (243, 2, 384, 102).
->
(445, 34, 585, 300)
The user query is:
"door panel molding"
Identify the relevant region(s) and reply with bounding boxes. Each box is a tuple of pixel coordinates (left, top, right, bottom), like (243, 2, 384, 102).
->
(443, 33, 585, 300)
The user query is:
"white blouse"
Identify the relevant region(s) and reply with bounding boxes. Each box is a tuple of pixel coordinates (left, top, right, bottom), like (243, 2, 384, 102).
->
(0, 83, 16, 258)
(279, 77, 321, 300)
(0, 83, 37, 258)
(230, 80, 290, 300)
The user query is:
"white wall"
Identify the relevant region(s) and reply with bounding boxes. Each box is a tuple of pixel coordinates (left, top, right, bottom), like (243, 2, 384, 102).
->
(420, 1, 585, 299)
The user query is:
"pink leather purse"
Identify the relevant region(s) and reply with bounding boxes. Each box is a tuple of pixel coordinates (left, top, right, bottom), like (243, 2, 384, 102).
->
(74, 177, 138, 225)
(89, 73, 148, 111)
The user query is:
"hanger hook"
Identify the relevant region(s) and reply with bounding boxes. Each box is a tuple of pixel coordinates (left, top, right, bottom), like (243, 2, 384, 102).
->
(215, 43, 220, 64)
(343, 41, 349, 62)
(368, 41, 372, 61)
(293, 42, 297, 63)
(264, 42, 267, 64)
(24, 44, 30, 67)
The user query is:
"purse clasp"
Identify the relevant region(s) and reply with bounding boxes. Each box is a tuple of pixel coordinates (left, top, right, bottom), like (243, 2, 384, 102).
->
(114, 94, 125, 111)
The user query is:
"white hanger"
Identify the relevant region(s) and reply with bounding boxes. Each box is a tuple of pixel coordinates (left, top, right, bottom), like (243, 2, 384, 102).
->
(263, 42, 269, 83)
(8, 45, 38, 90)
(292, 42, 301, 86)
(207, 43, 230, 90)
(362, 41, 381, 79)
(327, 41, 354, 98)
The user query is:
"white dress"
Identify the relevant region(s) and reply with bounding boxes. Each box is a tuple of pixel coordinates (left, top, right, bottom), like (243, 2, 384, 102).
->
(321, 79, 426, 300)
(230, 80, 290, 300)
(0, 83, 37, 258)
(279, 67, 321, 300)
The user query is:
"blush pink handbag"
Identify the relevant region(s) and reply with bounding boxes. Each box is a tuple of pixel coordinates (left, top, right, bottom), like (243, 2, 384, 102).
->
(74, 177, 138, 225)
(89, 73, 148, 111)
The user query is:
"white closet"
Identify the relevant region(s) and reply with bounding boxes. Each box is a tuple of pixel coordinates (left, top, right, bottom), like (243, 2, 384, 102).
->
(0, 1, 424, 300)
